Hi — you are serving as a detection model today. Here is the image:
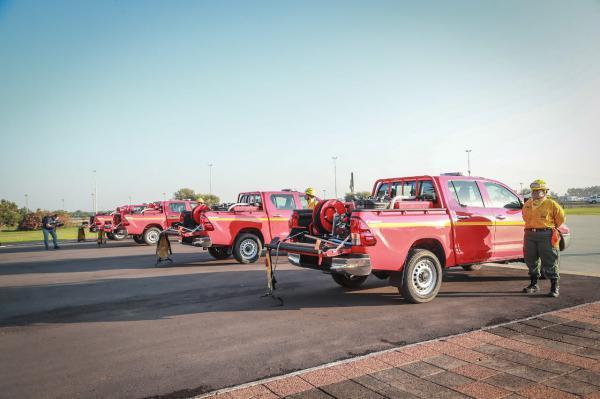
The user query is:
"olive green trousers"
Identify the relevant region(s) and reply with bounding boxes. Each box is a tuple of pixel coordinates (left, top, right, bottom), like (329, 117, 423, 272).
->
(524, 230, 560, 280)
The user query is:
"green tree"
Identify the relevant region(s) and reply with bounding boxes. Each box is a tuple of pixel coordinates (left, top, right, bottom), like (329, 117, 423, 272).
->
(344, 191, 371, 201)
(196, 193, 220, 207)
(173, 188, 196, 200)
(0, 199, 21, 228)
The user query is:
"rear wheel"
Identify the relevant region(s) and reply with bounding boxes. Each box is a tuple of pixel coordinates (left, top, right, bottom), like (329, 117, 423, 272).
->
(208, 246, 232, 260)
(133, 235, 145, 244)
(112, 230, 127, 241)
(233, 233, 262, 264)
(462, 264, 482, 271)
(331, 273, 368, 288)
(107, 232, 116, 240)
(400, 249, 442, 304)
(143, 227, 161, 245)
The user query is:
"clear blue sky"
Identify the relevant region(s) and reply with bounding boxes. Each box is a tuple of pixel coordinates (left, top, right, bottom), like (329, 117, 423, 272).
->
(1, 0, 599, 211)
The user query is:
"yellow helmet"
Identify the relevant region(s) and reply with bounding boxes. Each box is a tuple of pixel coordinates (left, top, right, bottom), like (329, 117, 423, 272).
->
(304, 187, 315, 197)
(530, 179, 548, 191)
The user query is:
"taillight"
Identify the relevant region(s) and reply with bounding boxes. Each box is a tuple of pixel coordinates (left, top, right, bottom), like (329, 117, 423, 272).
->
(350, 217, 377, 246)
(201, 215, 214, 231)
(289, 212, 299, 229)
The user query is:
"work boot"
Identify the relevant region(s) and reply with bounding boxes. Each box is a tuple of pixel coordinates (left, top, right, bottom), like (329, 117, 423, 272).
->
(523, 276, 539, 293)
(549, 278, 559, 298)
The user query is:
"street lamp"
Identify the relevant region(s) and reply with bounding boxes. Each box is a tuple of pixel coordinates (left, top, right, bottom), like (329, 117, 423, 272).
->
(465, 150, 472, 176)
(92, 170, 98, 213)
(323, 189, 327, 199)
(519, 182, 524, 194)
(24, 194, 29, 210)
(61, 198, 65, 210)
(208, 163, 213, 194)
(91, 193, 95, 214)
(332, 156, 338, 199)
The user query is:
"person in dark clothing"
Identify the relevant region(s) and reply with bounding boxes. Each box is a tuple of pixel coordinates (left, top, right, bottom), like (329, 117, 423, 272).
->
(41, 214, 61, 250)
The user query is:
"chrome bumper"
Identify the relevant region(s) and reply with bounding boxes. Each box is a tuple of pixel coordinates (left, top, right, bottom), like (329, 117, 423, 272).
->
(287, 253, 372, 276)
(180, 236, 212, 248)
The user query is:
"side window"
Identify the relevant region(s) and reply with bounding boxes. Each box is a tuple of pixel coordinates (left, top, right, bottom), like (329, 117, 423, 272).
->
(270, 194, 297, 210)
(169, 202, 186, 213)
(448, 181, 484, 208)
(375, 183, 389, 199)
(418, 180, 437, 202)
(484, 183, 521, 208)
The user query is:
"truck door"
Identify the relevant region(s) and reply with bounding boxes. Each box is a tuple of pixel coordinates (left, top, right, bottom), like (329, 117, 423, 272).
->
(166, 202, 186, 227)
(447, 180, 494, 264)
(267, 193, 297, 240)
(482, 182, 524, 259)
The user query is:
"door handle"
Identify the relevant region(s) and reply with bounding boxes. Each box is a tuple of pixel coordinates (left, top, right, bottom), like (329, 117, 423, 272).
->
(273, 214, 284, 217)
(496, 215, 507, 220)
(457, 215, 470, 220)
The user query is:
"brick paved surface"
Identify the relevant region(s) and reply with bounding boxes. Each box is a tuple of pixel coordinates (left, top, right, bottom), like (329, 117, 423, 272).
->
(201, 302, 600, 399)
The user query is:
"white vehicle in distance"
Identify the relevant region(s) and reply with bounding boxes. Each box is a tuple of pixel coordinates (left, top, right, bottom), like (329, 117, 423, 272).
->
(588, 195, 600, 204)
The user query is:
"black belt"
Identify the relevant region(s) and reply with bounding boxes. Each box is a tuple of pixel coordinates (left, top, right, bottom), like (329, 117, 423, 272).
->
(525, 228, 552, 232)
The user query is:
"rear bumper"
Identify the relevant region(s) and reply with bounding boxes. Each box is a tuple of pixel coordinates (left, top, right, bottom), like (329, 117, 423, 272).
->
(180, 236, 212, 248)
(287, 253, 372, 276)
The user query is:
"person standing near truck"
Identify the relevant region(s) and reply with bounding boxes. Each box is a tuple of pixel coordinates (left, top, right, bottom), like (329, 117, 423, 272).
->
(522, 179, 565, 297)
(304, 187, 318, 209)
(41, 213, 61, 250)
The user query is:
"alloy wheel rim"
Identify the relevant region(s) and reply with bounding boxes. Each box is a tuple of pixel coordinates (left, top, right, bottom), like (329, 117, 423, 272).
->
(240, 239, 258, 258)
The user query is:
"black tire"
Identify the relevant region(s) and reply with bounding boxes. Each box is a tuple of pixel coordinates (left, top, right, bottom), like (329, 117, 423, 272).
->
(133, 235, 145, 244)
(112, 230, 127, 241)
(462, 264, 482, 271)
(331, 273, 368, 288)
(232, 233, 262, 264)
(143, 227, 161, 245)
(208, 246, 232, 260)
(106, 232, 115, 240)
(400, 249, 443, 304)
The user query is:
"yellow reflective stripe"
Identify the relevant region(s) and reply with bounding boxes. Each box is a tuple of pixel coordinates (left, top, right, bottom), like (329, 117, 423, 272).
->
(455, 221, 494, 226)
(496, 221, 525, 226)
(367, 221, 451, 228)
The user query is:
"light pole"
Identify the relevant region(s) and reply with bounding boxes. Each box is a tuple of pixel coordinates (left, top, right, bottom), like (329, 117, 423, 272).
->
(91, 193, 95, 213)
(24, 194, 29, 210)
(332, 156, 338, 199)
(92, 170, 98, 213)
(465, 150, 472, 176)
(61, 198, 65, 210)
(162, 192, 166, 201)
(129, 196, 132, 205)
(519, 182, 523, 194)
(322, 189, 327, 199)
(208, 163, 213, 194)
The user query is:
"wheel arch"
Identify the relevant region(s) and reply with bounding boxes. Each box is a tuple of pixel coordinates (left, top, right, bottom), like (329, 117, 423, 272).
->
(235, 228, 264, 245)
(410, 238, 446, 268)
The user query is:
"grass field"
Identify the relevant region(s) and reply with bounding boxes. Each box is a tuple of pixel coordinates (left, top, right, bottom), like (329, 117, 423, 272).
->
(0, 227, 95, 244)
(564, 207, 600, 215)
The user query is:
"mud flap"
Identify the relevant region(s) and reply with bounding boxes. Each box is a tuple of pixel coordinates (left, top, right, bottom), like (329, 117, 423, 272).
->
(155, 233, 173, 266)
(388, 270, 405, 288)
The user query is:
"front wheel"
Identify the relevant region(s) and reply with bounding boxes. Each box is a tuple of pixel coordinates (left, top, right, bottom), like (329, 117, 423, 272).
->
(233, 233, 262, 264)
(143, 227, 161, 245)
(332, 273, 368, 289)
(400, 249, 442, 304)
(208, 246, 232, 260)
(133, 235, 145, 244)
(112, 230, 127, 241)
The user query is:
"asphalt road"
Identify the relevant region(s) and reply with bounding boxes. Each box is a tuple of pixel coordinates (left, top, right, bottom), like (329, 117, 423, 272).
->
(0, 216, 598, 399)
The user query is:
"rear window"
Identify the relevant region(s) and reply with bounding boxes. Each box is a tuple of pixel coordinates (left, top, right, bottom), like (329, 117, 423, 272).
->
(391, 181, 416, 199)
(375, 183, 389, 199)
(418, 180, 437, 202)
(448, 181, 484, 208)
(270, 194, 297, 210)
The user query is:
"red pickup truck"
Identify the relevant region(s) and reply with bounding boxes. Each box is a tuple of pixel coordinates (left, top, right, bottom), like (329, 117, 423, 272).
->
(274, 175, 571, 304)
(178, 190, 313, 263)
(121, 200, 197, 245)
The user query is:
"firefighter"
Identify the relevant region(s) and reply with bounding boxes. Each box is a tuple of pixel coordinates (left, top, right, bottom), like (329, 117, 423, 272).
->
(522, 179, 565, 297)
(304, 187, 318, 209)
